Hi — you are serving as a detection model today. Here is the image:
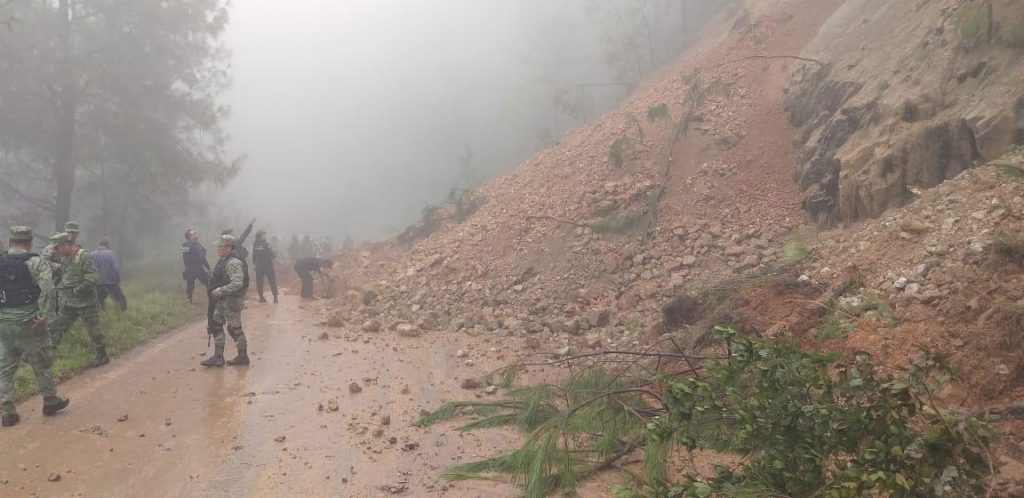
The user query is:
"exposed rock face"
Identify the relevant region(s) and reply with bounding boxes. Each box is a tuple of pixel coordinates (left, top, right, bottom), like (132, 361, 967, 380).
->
(787, 0, 1024, 226)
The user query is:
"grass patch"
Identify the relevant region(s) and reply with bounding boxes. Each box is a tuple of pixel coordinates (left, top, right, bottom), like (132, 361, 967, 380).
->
(816, 313, 853, 339)
(815, 299, 855, 340)
(608, 134, 631, 168)
(14, 282, 201, 400)
(955, 4, 991, 48)
(783, 235, 812, 264)
(1000, 163, 1024, 179)
(994, 231, 1024, 260)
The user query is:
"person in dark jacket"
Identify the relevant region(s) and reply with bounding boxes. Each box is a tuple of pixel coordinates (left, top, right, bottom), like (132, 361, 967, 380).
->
(252, 230, 278, 304)
(181, 229, 210, 304)
(294, 257, 333, 299)
(91, 238, 126, 311)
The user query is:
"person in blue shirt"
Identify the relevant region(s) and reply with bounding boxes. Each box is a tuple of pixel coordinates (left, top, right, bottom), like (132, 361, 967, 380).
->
(91, 238, 126, 311)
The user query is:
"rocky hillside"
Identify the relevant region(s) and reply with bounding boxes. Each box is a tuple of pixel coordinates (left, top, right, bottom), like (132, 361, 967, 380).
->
(308, 0, 1024, 489)
(804, 151, 1024, 405)
(321, 0, 1024, 422)
(325, 0, 842, 343)
(789, 0, 1024, 226)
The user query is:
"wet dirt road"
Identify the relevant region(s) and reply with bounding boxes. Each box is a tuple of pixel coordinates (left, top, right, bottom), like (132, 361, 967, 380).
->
(0, 296, 525, 497)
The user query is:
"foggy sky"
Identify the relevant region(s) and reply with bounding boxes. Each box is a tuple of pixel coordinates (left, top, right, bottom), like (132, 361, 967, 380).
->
(223, 0, 621, 241)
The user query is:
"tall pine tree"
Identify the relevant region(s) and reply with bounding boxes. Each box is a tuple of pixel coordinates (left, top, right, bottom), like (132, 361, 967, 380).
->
(0, 0, 237, 251)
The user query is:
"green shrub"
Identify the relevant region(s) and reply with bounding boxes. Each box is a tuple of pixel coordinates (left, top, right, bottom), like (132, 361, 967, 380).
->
(608, 134, 632, 168)
(647, 103, 672, 123)
(448, 188, 484, 222)
(398, 204, 443, 244)
(420, 327, 994, 498)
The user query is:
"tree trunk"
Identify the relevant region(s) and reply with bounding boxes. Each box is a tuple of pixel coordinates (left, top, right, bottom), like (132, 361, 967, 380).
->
(53, 0, 75, 231)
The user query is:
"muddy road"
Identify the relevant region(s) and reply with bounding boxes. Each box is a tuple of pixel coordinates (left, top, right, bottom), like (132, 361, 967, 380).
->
(0, 296, 534, 497)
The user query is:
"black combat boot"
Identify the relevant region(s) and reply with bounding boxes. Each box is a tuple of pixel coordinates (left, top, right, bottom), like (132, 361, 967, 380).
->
(91, 347, 110, 368)
(273, 295, 279, 304)
(226, 346, 250, 366)
(201, 344, 225, 367)
(258, 295, 267, 303)
(1, 413, 19, 427)
(42, 396, 70, 416)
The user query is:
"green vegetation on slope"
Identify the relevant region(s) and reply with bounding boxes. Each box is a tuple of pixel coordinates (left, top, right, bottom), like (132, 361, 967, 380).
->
(419, 327, 994, 498)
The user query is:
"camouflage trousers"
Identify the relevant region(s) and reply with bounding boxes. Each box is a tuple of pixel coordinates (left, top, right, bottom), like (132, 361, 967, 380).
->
(0, 319, 57, 414)
(212, 296, 247, 350)
(49, 304, 106, 350)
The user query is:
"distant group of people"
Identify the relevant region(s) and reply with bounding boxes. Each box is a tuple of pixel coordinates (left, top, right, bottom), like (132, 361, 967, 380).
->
(0, 221, 127, 427)
(181, 220, 335, 368)
(287, 234, 334, 260)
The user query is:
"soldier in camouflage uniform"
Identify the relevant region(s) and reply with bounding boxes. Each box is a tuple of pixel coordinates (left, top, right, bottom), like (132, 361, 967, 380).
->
(49, 230, 109, 367)
(0, 227, 70, 427)
(39, 222, 80, 310)
(201, 234, 250, 367)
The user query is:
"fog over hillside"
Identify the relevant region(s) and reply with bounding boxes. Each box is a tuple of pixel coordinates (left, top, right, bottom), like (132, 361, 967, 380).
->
(222, 0, 700, 240)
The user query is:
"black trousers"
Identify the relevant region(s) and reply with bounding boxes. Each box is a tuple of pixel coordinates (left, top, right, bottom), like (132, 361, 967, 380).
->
(183, 266, 210, 302)
(296, 269, 315, 298)
(97, 284, 127, 311)
(255, 264, 278, 299)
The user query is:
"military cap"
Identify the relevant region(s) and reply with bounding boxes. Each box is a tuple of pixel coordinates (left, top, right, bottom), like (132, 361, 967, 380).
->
(216, 234, 237, 247)
(64, 221, 80, 233)
(8, 226, 34, 242)
(49, 232, 72, 245)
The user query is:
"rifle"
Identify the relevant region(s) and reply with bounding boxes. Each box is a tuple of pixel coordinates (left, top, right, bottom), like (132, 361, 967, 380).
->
(206, 287, 220, 347)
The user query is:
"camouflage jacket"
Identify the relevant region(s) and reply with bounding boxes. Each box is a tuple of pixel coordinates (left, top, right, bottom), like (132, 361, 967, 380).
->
(58, 247, 98, 308)
(211, 255, 248, 301)
(40, 243, 62, 277)
(0, 249, 54, 322)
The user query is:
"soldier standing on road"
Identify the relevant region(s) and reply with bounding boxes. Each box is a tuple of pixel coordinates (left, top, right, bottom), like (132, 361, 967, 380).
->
(201, 235, 250, 367)
(0, 227, 70, 427)
(49, 232, 109, 368)
(182, 229, 211, 304)
(252, 230, 279, 304)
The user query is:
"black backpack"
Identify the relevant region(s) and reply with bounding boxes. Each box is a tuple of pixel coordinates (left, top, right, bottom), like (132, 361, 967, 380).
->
(0, 252, 41, 308)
